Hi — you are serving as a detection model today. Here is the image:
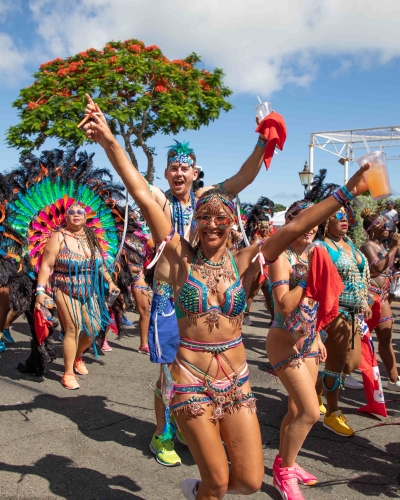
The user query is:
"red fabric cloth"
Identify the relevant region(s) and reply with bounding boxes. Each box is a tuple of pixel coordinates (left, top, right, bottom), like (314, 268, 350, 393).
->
(358, 326, 387, 418)
(255, 111, 287, 170)
(366, 297, 382, 333)
(34, 309, 52, 346)
(109, 309, 118, 335)
(305, 246, 345, 332)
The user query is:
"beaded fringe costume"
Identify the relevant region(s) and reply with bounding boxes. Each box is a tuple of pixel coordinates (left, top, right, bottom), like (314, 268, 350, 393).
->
(8, 148, 124, 366)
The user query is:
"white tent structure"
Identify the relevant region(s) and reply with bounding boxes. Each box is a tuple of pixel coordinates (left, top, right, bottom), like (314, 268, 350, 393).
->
(271, 210, 286, 228)
(309, 126, 400, 183)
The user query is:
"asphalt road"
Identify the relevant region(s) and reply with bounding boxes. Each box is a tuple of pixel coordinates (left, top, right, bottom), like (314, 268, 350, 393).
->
(0, 295, 399, 500)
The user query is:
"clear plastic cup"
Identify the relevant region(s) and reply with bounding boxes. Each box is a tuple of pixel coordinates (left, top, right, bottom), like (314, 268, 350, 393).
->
(108, 289, 120, 307)
(254, 102, 272, 121)
(356, 151, 391, 201)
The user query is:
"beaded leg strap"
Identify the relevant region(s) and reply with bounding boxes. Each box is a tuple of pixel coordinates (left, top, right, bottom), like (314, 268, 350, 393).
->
(322, 370, 344, 392)
(154, 384, 162, 400)
(147, 227, 176, 269)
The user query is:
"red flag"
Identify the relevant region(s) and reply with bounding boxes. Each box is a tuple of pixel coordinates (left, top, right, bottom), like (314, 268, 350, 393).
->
(34, 308, 52, 346)
(255, 111, 287, 170)
(358, 323, 387, 418)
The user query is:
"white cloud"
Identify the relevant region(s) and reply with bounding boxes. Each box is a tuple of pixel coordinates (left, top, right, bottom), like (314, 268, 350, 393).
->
(3, 0, 400, 94)
(0, 32, 27, 84)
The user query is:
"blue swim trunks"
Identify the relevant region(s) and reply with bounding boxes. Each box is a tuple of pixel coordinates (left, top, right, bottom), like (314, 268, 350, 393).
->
(148, 280, 179, 364)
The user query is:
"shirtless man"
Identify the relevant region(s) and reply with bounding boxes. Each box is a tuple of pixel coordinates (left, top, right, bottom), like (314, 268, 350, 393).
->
(84, 94, 269, 466)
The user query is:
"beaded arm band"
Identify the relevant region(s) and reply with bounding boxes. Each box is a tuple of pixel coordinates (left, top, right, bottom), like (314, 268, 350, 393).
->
(147, 226, 176, 269)
(298, 279, 308, 290)
(271, 280, 290, 290)
(256, 136, 267, 149)
(333, 185, 356, 225)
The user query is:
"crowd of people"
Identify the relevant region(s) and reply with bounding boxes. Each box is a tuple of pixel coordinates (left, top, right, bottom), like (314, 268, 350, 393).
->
(0, 94, 399, 500)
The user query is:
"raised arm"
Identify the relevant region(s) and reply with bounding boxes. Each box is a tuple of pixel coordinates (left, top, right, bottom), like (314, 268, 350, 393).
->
(261, 169, 370, 262)
(196, 130, 266, 198)
(83, 95, 171, 244)
(362, 236, 400, 274)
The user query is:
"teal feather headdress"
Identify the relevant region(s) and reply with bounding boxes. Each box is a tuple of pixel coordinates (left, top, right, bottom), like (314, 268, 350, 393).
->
(167, 140, 196, 167)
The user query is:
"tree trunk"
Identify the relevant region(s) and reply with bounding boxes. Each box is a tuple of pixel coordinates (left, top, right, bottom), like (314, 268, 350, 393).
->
(136, 137, 155, 184)
(118, 122, 139, 170)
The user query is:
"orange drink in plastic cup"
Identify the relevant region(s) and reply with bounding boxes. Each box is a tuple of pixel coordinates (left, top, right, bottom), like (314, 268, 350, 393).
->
(356, 151, 391, 201)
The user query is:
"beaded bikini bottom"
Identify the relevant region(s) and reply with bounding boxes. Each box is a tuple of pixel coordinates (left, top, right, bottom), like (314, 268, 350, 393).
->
(171, 336, 256, 420)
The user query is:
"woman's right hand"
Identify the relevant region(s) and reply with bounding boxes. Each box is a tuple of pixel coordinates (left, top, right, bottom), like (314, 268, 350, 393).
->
(345, 163, 370, 197)
(35, 294, 52, 309)
(83, 94, 115, 148)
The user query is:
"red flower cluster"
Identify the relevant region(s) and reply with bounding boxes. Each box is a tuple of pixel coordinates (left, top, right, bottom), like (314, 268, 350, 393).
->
(172, 59, 192, 69)
(199, 79, 210, 91)
(79, 51, 89, 58)
(58, 90, 71, 98)
(127, 44, 142, 53)
(68, 60, 84, 72)
(27, 102, 39, 110)
(40, 58, 63, 69)
(115, 66, 124, 73)
(57, 68, 69, 77)
(144, 45, 160, 52)
(109, 56, 118, 64)
(155, 85, 168, 93)
(105, 44, 116, 53)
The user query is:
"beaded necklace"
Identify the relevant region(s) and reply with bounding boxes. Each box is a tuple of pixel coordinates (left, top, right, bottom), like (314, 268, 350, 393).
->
(165, 189, 195, 238)
(192, 249, 235, 295)
(63, 229, 90, 257)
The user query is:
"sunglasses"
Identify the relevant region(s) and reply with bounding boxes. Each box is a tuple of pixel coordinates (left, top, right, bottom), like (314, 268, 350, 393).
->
(67, 209, 85, 216)
(334, 212, 349, 221)
(195, 215, 232, 229)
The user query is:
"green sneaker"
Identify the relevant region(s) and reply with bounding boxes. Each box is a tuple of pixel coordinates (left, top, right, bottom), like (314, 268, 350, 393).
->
(150, 433, 181, 467)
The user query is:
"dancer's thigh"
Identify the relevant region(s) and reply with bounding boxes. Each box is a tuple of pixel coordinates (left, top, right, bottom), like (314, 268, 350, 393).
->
(174, 408, 229, 485)
(375, 300, 393, 341)
(55, 290, 80, 335)
(0, 286, 10, 332)
(324, 315, 351, 370)
(219, 392, 264, 487)
(266, 327, 298, 367)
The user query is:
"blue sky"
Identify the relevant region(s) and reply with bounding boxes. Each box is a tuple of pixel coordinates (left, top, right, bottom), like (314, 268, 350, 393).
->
(1, 1, 400, 207)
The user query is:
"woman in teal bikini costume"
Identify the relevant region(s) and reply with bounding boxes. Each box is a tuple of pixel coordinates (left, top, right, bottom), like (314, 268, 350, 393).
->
(266, 200, 327, 500)
(315, 208, 371, 438)
(360, 208, 400, 391)
(83, 97, 371, 500)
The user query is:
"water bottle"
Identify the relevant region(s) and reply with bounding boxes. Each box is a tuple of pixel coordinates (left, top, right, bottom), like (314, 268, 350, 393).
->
(44, 298, 55, 309)
(39, 305, 52, 322)
(108, 289, 120, 307)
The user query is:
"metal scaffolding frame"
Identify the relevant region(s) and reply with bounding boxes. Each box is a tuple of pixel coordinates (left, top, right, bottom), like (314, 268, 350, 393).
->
(309, 126, 400, 183)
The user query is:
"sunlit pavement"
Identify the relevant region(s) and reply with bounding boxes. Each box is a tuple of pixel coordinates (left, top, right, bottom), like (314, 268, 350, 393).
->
(0, 296, 399, 500)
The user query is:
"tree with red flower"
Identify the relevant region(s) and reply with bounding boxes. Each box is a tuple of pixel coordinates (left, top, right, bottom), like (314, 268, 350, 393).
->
(7, 38, 232, 182)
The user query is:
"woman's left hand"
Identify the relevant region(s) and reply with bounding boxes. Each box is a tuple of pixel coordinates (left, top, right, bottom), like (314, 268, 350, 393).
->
(318, 336, 327, 362)
(364, 304, 372, 320)
(108, 282, 120, 295)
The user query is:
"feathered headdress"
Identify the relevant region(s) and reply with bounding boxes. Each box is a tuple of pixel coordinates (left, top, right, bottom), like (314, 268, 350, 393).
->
(8, 148, 124, 273)
(167, 140, 196, 167)
(245, 196, 275, 239)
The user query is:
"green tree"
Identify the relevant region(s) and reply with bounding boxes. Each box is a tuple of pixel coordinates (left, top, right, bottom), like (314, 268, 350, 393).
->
(273, 203, 286, 212)
(348, 194, 378, 247)
(6, 39, 233, 182)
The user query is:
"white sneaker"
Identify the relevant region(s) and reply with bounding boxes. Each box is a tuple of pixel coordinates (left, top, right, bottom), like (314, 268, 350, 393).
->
(181, 479, 200, 500)
(344, 374, 364, 390)
(387, 377, 400, 392)
(243, 316, 253, 326)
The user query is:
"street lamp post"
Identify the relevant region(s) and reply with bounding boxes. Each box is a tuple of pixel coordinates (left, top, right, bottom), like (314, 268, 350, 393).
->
(298, 161, 314, 194)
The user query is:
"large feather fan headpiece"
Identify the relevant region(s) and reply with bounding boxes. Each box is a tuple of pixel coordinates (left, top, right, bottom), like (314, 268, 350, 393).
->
(8, 148, 125, 272)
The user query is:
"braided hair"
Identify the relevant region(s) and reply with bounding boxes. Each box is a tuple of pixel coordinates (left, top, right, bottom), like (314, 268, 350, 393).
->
(83, 225, 104, 260)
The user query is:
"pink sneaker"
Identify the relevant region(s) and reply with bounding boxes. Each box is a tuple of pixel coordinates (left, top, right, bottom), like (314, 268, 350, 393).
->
(273, 466, 304, 500)
(101, 339, 112, 352)
(273, 454, 318, 486)
(138, 344, 150, 355)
